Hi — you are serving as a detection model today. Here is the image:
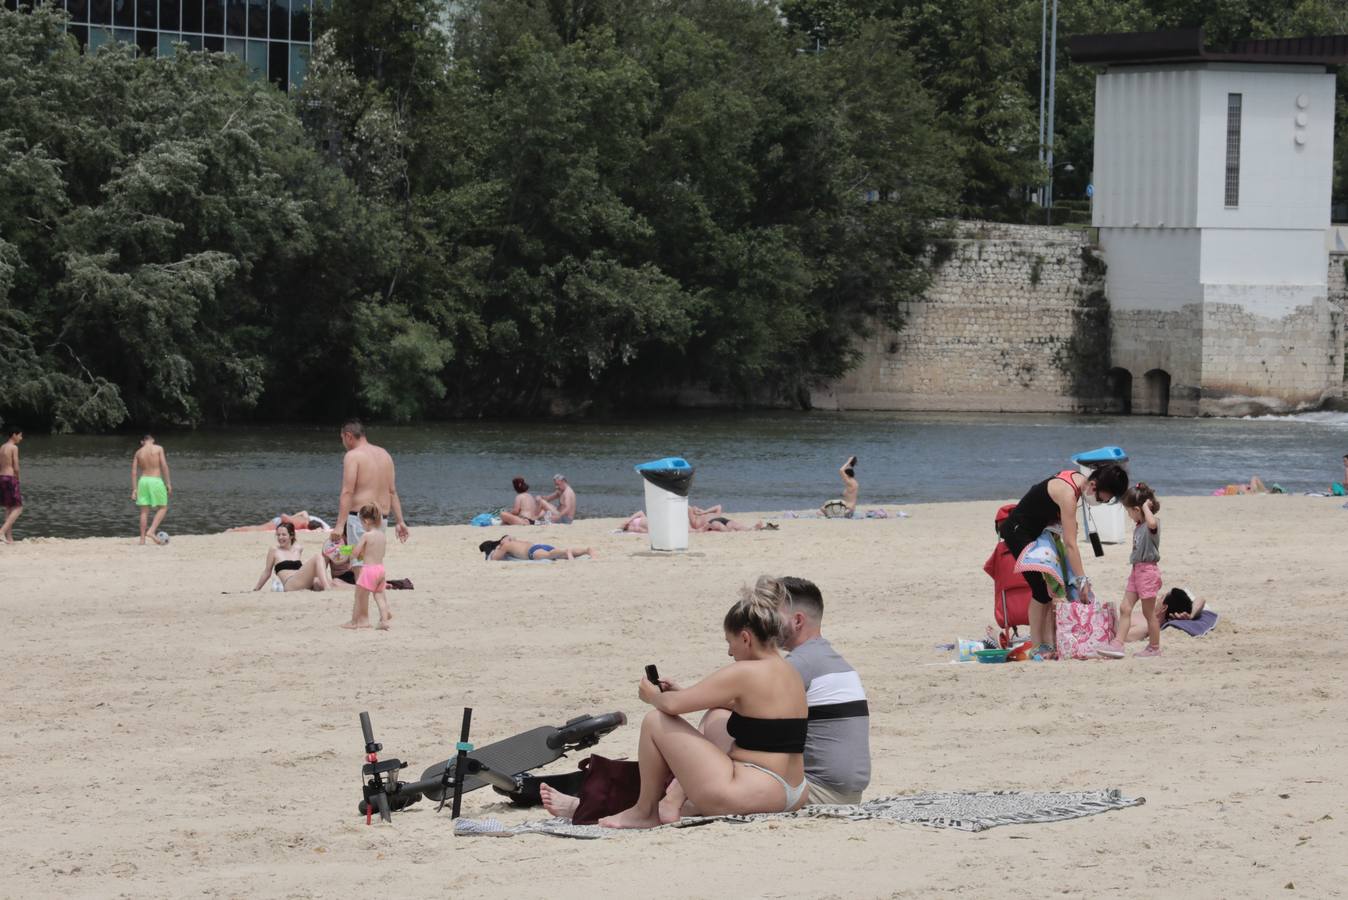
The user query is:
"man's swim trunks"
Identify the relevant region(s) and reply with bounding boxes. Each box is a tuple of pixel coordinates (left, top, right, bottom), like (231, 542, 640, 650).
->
(345, 512, 387, 546)
(136, 475, 168, 507)
(0, 475, 21, 509)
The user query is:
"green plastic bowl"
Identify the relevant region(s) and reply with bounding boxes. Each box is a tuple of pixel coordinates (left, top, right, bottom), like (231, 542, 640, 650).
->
(973, 648, 1011, 664)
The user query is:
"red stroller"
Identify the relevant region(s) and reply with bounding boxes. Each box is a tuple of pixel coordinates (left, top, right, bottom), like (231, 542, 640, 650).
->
(984, 504, 1031, 646)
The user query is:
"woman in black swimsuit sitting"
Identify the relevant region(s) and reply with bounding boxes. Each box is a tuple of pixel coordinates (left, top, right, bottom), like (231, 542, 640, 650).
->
(599, 581, 808, 829)
(1000, 463, 1128, 656)
(251, 522, 331, 592)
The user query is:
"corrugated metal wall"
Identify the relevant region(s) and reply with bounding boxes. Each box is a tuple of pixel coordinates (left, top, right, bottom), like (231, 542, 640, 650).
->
(1092, 68, 1200, 229)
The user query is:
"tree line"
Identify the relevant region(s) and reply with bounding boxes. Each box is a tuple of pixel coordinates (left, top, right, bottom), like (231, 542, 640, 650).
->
(1, 0, 1344, 431)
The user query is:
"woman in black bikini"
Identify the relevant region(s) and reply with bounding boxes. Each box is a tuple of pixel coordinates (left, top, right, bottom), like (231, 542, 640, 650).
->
(599, 581, 808, 829)
(251, 522, 331, 592)
(1000, 463, 1128, 656)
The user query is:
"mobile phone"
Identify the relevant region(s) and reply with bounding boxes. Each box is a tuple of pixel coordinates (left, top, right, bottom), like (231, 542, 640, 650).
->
(645, 664, 663, 690)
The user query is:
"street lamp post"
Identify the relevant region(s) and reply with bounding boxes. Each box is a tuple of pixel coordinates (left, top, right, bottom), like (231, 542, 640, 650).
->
(1043, 0, 1059, 224)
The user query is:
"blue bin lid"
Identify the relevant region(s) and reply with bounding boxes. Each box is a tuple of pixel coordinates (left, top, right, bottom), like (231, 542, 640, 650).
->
(635, 456, 693, 473)
(1071, 446, 1128, 464)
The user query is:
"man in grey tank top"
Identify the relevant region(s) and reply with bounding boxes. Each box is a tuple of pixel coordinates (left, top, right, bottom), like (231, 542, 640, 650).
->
(776, 576, 871, 805)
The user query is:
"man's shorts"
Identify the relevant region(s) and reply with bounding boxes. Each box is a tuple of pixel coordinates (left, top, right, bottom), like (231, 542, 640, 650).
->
(805, 780, 863, 806)
(345, 512, 387, 546)
(136, 475, 168, 507)
(0, 475, 21, 509)
(1126, 562, 1163, 599)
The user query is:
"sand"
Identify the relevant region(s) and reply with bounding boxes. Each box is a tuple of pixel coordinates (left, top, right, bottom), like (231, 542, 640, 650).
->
(3, 495, 1346, 898)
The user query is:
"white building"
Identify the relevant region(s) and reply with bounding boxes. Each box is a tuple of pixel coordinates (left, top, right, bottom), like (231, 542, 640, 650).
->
(1072, 29, 1347, 415)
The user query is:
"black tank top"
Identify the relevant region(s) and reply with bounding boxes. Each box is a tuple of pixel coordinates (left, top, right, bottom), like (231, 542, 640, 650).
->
(727, 712, 807, 753)
(1007, 470, 1080, 536)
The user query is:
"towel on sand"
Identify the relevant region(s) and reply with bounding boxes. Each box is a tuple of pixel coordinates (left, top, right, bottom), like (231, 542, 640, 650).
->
(1162, 608, 1218, 637)
(452, 788, 1144, 839)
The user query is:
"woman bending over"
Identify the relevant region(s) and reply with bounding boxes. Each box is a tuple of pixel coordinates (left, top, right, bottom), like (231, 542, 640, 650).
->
(600, 581, 808, 828)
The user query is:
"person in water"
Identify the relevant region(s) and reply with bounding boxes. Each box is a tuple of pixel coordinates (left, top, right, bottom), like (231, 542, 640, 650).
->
(820, 456, 858, 518)
(1000, 463, 1129, 657)
(342, 504, 392, 630)
(252, 521, 331, 592)
(598, 582, 809, 829)
(132, 434, 172, 545)
(478, 535, 597, 561)
(0, 426, 23, 544)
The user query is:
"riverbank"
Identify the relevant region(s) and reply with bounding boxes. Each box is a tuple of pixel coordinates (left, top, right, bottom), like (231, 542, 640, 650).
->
(9, 409, 1348, 539)
(4, 496, 1344, 897)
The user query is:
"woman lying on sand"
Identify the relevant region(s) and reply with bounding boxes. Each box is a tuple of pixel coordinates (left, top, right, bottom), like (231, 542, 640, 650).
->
(478, 535, 597, 561)
(1120, 587, 1206, 642)
(228, 511, 330, 533)
(620, 507, 773, 533)
(252, 522, 330, 592)
(599, 581, 807, 828)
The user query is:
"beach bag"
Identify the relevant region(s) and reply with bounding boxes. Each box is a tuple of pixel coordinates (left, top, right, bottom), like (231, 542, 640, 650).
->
(1054, 592, 1116, 660)
(571, 755, 642, 825)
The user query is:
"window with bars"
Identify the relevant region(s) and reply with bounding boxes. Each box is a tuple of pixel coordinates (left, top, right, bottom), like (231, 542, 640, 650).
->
(1224, 93, 1242, 208)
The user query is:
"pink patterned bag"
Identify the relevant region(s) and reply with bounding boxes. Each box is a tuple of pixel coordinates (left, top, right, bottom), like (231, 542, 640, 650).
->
(1053, 592, 1116, 660)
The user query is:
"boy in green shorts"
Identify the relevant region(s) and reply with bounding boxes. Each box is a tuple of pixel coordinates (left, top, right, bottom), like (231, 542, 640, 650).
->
(131, 434, 172, 545)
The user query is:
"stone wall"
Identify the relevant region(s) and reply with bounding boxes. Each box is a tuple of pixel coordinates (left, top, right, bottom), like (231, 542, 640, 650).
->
(813, 221, 1112, 413)
(1332, 251, 1348, 384)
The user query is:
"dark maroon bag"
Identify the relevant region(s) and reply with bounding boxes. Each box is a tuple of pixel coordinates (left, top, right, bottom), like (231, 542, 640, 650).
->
(570, 755, 641, 825)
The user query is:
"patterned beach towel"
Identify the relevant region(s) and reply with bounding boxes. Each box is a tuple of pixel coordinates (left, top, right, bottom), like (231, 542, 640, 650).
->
(1013, 528, 1084, 601)
(452, 789, 1144, 839)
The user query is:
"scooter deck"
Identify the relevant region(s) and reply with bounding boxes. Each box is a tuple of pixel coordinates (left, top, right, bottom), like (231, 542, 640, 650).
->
(419, 726, 561, 800)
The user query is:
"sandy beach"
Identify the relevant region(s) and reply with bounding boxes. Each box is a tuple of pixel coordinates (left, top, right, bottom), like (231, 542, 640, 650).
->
(3, 495, 1345, 898)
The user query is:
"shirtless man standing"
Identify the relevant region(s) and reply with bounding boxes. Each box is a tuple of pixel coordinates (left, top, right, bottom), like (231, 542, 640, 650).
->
(1, 426, 23, 544)
(542, 474, 577, 523)
(132, 434, 172, 545)
(330, 420, 409, 550)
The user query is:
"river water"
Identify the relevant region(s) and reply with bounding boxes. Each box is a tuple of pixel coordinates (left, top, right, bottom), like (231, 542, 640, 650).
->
(7, 411, 1347, 539)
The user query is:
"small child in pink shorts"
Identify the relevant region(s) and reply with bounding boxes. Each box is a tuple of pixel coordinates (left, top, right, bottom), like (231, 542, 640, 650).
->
(341, 504, 392, 630)
(1098, 483, 1162, 658)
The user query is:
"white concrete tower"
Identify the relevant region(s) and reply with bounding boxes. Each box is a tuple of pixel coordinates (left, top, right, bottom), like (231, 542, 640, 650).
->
(1071, 29, 1347, 415)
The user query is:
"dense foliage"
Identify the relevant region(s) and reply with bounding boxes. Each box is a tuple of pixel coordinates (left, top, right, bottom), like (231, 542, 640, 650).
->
(781, 0, 1348, 217)
(3, 0, 1346, 431)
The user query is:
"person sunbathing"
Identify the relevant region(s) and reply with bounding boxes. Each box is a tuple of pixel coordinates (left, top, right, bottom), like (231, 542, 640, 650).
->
(1120, 587, 1206, 642)
(228, 511, 330, 533)
(478, 535, 597, 561)
(500, 477, 557, 525)
(598, 581, 808, 829)
(620, 510, 649, 533)
(251, 522, 331, 592)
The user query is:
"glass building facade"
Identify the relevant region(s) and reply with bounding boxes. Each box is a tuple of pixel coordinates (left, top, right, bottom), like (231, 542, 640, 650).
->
(3, 0, 315, 91)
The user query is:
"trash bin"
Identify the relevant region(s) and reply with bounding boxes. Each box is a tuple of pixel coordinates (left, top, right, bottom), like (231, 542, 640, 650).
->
(1071, 446, 1129, 544)
(635, 457, 695, 551)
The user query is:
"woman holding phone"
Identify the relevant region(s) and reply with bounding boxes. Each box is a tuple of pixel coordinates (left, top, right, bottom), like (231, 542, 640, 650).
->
(599, 581, 808, 828)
